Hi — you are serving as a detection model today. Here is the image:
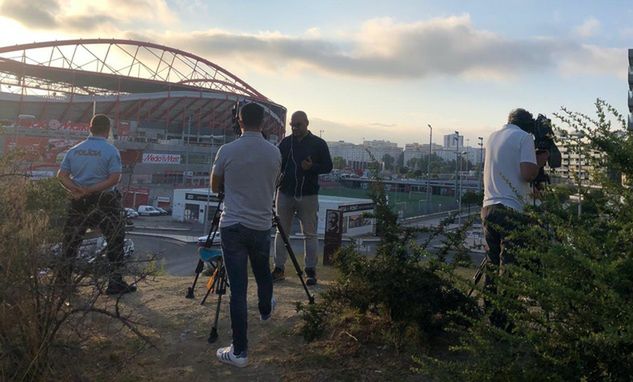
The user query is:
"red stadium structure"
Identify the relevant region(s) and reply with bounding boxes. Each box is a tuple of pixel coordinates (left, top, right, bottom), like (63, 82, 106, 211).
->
(0, 39, 286, 208)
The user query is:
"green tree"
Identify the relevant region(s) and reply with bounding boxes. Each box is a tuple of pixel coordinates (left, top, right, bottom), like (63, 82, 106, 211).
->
(382, 153, 395, 171)
(461, 191, 483, 214)
(419, 99, 633, 381)
(396, 151, 405, 171)
(332, 156, 346, 170)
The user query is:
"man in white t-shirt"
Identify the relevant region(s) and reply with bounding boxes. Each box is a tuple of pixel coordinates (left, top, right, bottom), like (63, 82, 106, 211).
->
(481, 108, 548, 328)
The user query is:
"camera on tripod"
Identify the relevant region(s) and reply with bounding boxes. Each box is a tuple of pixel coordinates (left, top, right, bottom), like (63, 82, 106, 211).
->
(525, 114, 562, 188)
(230, 99, 269, 139)
(230, 100, 246, 137)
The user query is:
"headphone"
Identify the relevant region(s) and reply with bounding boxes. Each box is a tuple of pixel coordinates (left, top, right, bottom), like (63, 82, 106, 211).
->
(281, 134, 306, 201)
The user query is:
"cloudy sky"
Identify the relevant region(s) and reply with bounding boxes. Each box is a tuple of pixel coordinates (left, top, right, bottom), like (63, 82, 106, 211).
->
(0, 0, 630, 146)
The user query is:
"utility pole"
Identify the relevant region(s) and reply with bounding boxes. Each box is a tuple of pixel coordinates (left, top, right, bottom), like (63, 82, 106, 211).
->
(571, 130, 584, 218)
(454, 131, 460, 219)
(427, 124, 432, 214)
(458, 151, 464, 224)
(478, 137, 484, 194)
(185, 115, 191, 186)
(319, 129, 324, 138)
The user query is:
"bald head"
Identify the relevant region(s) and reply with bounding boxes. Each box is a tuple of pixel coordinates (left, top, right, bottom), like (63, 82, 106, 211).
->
(290, 110, 309, 138)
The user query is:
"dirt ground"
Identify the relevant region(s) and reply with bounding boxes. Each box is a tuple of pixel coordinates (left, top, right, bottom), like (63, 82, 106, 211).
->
(53, 263, 422, 382)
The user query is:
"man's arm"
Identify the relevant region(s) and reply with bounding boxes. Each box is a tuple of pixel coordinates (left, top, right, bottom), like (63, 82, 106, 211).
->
(210, 147, 225, 194)
(305, 140, 333, 174)
(520, 150, 549, 182)
(278, 139, 289, 175)
(211, 173, 224, 194)
(520, 162, 540, 182)
(57, 169, 82, 193)
(85, 173, 121, 194)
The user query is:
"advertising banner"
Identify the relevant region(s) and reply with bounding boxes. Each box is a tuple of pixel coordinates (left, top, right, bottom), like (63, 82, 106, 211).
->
(323, 209, 343, 266)
(142, 153, 181, 164)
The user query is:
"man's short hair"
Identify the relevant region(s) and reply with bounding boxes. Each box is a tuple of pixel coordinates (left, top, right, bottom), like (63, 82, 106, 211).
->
(90, 114, 111, 135)
(240, 103, 264, 128)
(508, 108, 534, 132)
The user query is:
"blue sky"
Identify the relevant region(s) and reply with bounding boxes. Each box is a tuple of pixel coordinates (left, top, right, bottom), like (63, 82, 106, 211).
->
(0, 0, 630, 146)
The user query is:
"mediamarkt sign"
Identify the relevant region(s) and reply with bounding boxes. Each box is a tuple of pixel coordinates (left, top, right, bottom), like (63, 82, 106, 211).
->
(142, 153, 181, 164)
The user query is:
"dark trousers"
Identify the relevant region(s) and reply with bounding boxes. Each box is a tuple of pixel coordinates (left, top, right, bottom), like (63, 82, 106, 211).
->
(481, 204, 529, 327)
(61, 191, 125, 280)
(220, 223, 273, 354)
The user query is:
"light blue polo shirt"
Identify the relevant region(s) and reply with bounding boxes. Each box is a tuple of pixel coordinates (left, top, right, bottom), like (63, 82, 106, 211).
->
(60, 136, 122, 190)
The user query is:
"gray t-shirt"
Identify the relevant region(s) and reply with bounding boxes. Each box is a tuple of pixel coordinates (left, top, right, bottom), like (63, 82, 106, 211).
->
(60, 136, 122, 190)
(211, 131, 281, 230)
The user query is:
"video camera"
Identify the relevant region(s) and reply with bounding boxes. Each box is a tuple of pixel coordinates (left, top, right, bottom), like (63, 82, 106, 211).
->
(525, 114, 562, 188)
(230, 100, 246, 137)
(230, 99, 268, 139)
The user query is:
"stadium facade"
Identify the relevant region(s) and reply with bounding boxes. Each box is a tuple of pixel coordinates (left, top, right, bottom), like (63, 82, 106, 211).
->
(0, 39, 286, 208)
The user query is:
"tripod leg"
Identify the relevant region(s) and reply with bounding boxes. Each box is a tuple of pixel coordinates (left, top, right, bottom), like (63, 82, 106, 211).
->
(208, 263, 227, 344)
(468, 257, 488, 297)
(185, 259, 205, 299)
(273, 212, 315, 304)
(200, 266, 219, 305)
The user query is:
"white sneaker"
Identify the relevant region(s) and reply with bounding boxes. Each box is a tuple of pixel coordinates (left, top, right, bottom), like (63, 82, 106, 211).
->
(216, 344, 248, 368)
(260, 296, 277, 321)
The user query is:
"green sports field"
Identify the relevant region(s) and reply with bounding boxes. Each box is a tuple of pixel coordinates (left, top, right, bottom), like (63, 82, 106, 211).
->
(320, 185, 459, 218)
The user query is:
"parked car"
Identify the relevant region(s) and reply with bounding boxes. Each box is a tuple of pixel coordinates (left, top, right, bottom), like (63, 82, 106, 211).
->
(52, 236, 135, 261)
(137, 205, 161, 216)
(125, 208, 139, 218)
(197, 233, 221, 247)
(155, 207, 169, 215)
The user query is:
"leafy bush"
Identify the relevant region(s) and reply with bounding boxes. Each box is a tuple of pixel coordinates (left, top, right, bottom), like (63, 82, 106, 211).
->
(0, 155, 154, 381)
(417, 100, 633, 381)
(298, 162, 480, 349)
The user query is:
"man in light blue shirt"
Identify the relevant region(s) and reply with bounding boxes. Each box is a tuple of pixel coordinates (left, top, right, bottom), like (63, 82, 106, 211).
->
(57, 114, 136, 295)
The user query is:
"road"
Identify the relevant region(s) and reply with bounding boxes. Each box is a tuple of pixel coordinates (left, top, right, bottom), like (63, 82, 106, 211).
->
(131, 233, 484, 277)
(131, 235, 330, 276)
(127, 213, 485, 276)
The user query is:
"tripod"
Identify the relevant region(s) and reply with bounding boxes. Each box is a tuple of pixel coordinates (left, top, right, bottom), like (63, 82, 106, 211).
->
(468, 257, 487, 297)
(184, 197, 315, 344)
(272, 208, 315, 304)
(185, 196, 223, 300)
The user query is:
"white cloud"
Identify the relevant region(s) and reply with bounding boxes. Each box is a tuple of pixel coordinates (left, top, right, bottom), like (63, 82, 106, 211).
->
(574, 18, 600, 37)
(557, 45, 626, 79)
(154, 16, 622, 82)
(0, 7, 623, 82)
(0, 0, 177, 32)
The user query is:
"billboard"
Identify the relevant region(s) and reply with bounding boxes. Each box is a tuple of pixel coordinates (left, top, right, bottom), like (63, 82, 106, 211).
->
(3, 136, 80, 167)
(142, 153, 181, 164)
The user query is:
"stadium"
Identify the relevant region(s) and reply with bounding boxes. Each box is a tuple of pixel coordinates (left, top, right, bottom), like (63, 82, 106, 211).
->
(0, 39, 286, 208)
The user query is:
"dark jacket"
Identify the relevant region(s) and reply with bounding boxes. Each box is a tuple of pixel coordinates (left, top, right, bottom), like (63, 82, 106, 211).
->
(278, 132, 333, 197)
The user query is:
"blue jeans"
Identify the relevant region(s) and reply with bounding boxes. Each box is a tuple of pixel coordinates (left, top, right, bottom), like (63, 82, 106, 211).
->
(220, 223, 273, 354)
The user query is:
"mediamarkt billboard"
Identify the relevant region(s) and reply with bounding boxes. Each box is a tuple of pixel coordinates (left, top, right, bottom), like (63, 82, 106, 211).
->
(142, 153, 181, 164)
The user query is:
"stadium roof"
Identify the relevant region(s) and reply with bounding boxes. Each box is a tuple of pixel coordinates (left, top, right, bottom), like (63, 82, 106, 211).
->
(0, 39, 285, 134)
(0, 39, 268, 99)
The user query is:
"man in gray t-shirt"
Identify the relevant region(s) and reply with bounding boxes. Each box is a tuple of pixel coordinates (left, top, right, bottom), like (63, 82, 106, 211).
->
(211, 103, 281, 368)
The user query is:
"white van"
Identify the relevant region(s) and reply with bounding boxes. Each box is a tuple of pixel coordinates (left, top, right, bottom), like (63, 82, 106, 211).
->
(137, 205, 161, 216)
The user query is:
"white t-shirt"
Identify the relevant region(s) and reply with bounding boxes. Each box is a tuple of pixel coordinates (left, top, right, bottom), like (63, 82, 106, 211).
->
(482, 124, 537, 211)
(211, 131, 282, 230)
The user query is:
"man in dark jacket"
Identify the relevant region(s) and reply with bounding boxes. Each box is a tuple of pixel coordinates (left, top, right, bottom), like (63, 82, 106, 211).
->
(273, 111, 332, 285)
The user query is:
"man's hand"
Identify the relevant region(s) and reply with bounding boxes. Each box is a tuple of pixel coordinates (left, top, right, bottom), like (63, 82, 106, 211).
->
(536, 150, 549, 168)
(301, 156, 313, 171)
(70, 186, 89, 200)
